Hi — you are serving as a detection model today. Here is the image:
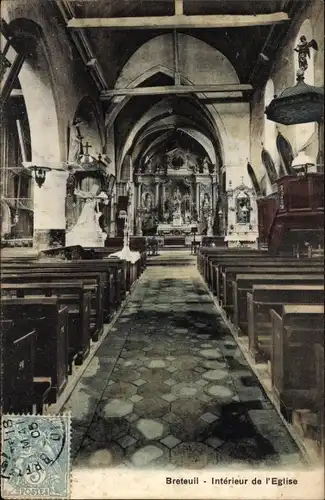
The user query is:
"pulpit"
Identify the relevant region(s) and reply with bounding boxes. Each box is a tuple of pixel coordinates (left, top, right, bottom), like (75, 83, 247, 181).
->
(269, 173, 324, 255)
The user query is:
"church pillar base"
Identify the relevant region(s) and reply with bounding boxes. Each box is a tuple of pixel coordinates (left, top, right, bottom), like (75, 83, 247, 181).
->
(33, 229, 65, 251)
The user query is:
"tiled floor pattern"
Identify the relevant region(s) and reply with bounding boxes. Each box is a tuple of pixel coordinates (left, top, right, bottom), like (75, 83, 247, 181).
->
(67, 264, 303, 470)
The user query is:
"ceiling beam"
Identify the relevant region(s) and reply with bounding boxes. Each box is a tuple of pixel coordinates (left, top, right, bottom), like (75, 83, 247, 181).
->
(68, 12, 290, 30)
(0, 54, 25, 109)
(100, 84, 253, 99)
(248, 0, 309, 87)
(175, 0, 184, 16)
(56, 0, 108, 91)
(10, 89, 24, 97)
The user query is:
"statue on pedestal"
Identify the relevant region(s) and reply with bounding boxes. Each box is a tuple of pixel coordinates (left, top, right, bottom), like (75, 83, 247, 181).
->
(66, 186, 108, 247)
(202, 157, 211, 173)
(201, 192, 211, 214)
(172, 187, 184, 226)
(143, 192, 153, 212)
(207, 213, 214, 236)
(294, 35, 318, 72)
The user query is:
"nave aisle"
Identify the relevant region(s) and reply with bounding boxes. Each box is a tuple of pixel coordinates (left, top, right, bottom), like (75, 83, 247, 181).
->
(65, 263, 303, 470)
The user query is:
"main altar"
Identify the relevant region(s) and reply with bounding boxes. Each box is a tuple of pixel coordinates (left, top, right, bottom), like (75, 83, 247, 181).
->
(132, 143, 219, 237)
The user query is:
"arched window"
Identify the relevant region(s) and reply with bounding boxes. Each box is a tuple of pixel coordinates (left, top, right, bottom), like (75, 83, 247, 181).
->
(293, 19, 316, 158)
(264, 79, 279, 173)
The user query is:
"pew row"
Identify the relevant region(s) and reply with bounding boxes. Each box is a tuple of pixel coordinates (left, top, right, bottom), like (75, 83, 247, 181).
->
(2, 298, 69, 406)
(1, 282, 92, 370)
(2, 272, 104, 341)
(1, 249, 146, 415)
(232, 273, 324, 332)
(270, 304, 324, 421)
(247, 284, 324, 362)
(1, 319, 37, 413)
(221, 264, 323, 305)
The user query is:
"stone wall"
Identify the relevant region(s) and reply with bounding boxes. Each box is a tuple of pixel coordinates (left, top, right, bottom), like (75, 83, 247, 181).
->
(250, 0, 324, 193)
(2, 0, 104, 249)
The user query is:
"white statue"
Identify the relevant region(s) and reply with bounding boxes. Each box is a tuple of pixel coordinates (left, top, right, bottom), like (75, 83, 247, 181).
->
(172, 187, 184, 225)
(143, 192, 153, 212)
(207, 213, 214, 236)
(202, 157, 210, 173)
(201, 193, 211, 213)
(66, 186, 108, 247)
(108, 217, 140, 264)
(68, 120, 84, 164)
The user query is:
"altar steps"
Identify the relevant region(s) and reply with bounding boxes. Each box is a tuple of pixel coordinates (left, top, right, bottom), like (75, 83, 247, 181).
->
(147, 249, 196, 267)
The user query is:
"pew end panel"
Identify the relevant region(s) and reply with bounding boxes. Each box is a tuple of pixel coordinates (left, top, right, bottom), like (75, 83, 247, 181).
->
(271, 305, 324, 422)
(1, 320, 36, 414)
(315, 343, 324, 457)
(2, 299, 69, 404)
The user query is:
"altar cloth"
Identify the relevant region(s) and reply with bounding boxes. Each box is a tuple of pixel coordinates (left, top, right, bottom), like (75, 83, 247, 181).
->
(157, 224, 197, 234)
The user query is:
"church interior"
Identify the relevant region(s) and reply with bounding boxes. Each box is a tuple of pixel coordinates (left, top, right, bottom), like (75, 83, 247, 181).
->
(1, 0, 324, 477)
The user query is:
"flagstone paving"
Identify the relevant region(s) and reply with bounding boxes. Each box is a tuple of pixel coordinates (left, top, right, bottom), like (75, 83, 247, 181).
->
(67, 263, 303, 470)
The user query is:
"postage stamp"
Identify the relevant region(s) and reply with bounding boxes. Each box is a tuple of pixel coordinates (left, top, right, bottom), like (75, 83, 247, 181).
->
(1, 414, 70, 499)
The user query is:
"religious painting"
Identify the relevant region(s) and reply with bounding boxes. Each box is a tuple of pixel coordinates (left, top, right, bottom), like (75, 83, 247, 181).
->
(236, 192, 251, 224)
(142, 191, 154, 212)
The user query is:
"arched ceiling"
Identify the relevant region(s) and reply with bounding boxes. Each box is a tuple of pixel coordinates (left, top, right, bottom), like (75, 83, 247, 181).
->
(116, 91, 221, 177)
(133, 125, 217, 167)
(70, 0, 294, 88)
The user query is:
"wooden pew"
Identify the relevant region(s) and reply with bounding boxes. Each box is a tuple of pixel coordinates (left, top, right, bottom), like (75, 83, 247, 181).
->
(82, 241, 146, 274)
(247, 284, 324, 362)
(221, 264, 323, 307)
(1, 271, 104, 341)
(2, 259, 126, 317)
(199, 249, 262, 281)
(232, 273, 324, 332)
(209, 255, 323, 297)
(2, 298, 69, 404)
(1, 319, 37, 414)
(315, 343, 324, 456)
(80, 248, 145, 282)
(202, 251, 262, 287)
(270, 304, 324, 421)
(201, 236, 226, 247)
(204, 252, 317, 289)
(1, 282, 92, 370)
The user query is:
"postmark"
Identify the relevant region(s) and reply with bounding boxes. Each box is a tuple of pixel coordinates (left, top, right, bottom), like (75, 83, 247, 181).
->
(1, 414, 70, 499)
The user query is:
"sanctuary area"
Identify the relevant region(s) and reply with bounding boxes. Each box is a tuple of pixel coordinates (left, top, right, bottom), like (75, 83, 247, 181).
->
(1, 0, 324, 484)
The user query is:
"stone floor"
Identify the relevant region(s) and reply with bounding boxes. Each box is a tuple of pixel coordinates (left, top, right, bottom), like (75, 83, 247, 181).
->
(66, 261, 304, 470)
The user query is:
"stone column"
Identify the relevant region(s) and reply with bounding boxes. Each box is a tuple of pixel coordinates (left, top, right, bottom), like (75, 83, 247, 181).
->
(109, 193, 116, 237)
(135, 181, 143, 235)
(33, 169, 68, 250)
(196, 181, 200, 220)
(161, 182, 165, 214)
(154, 177, 160, 213)
(211, 173, 218, 234)
(126, 182, 134, 236)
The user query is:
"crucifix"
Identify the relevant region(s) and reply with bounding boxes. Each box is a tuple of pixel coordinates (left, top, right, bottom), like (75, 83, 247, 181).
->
(84, 141, 92, 156)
